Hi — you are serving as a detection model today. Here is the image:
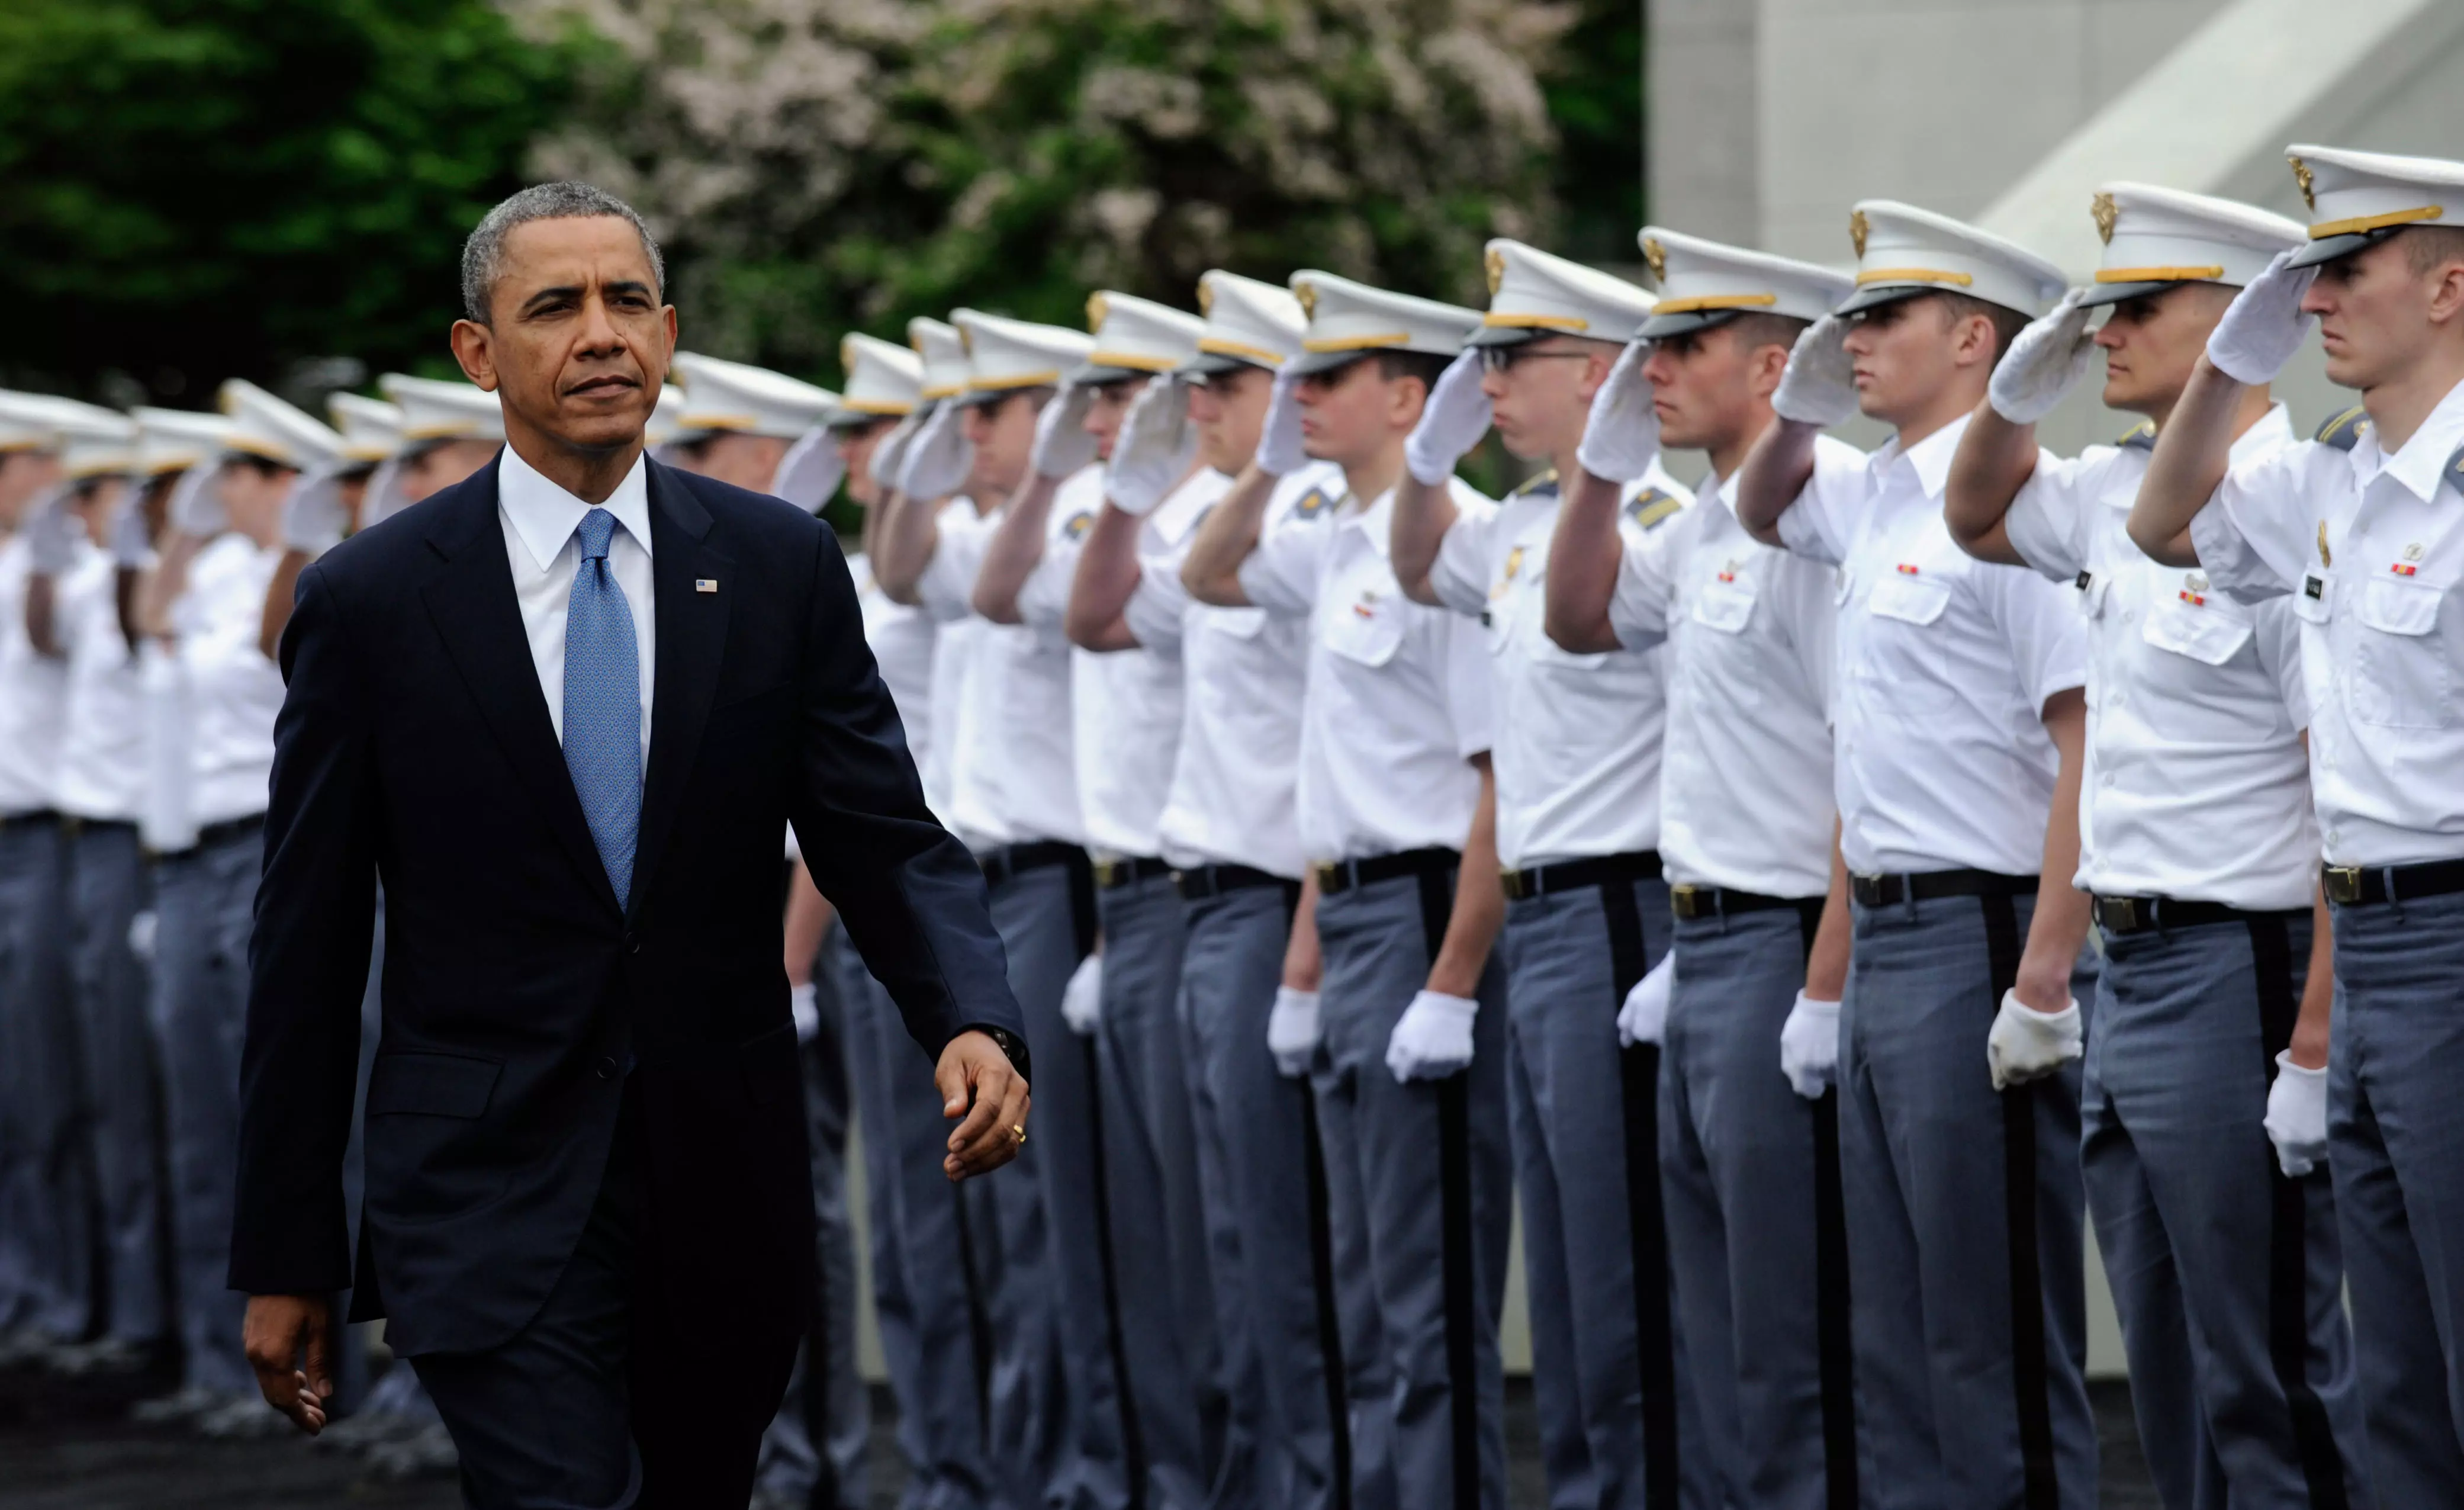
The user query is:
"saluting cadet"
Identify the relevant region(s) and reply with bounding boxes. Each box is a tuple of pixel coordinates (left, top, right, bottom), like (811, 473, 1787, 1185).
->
(1947, 184, 2371, 1508)
(356, 374, 511, 535)
(1545, 229, 1864, 1510)
(258, 391, 400, 658)
(2130, 144, 2464, 1504)
(1385, 240, 1709, 1510)
(1733, 204, 2102, 1509)
(1183, 272, 1510, 1510)
(1066, 269, 1360, 1510)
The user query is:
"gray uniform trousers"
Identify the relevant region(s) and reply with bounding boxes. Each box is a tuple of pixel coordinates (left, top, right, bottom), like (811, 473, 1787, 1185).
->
(1312, 863, 1511, 1510)
(147, 818, 263, 1394)
(0, 815, 95, 1341)
(758, 925, 873, 1510)
(1499, 872, 1713, 1510)
(1841, 885, 2098, 1510)
(1660, 898, 1858, 1510)
(1093, 869, 1222, 1510)
(2082, 913, 2369, 1510)
(66, 820, 165, 1347)
(2326, 885, 2464, 1506)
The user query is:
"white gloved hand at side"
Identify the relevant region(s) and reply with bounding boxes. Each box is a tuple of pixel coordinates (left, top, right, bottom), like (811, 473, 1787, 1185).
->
(2264, 1052, 2330, 1178)
(1266, 986, 1321, 1079)
(790, 981, 821, 1044)
(168, 461, 229, 538)
(1616, 953, 1674, 1048)
(1771, 314, 1858, 428)
(1254, 365, 1308, 478)
(2207, 249, 2318, 385)
(1031, 387, 1099, 481)
(1402, 351, 1493, 487)
(868, 412, 922, 492)
(897, 404, 974, 502)
(1778, 991, 1842, 1098)
(1385, 989, 1478, 1082)
(1060, 953, 1104, 1037)
(1106, 380, 1197, 516)
(1987, 989, 2083, 1091)
(1989, 288, 2098, 425)
(24, 486, 79, 576)
(1574, 340, 1661, 484)
(772, 426, 846, 515)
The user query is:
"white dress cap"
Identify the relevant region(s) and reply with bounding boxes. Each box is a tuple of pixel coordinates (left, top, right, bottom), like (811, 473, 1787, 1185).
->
(1182, 271, 1308, 376)
(1072, 291, 1206, 385)
(1285, 270, 1482, 375)
(1636, 226, 1855, 339)
(832, 333, 925, 425)
(327, 393, 404, 464)
(0, 389, 60, 454)
(672, 352, 838, 441)
(953, 309, 1095, 407)
(2283, 143, 2464, 269)
(1468, 239, 1655, 348)
(910, 317, 971, 403)
(379, 374, 508, 446)
(133, 407, 234, 476)
(2076, 184, 2304, 307)
(0, 392, 133, 471)
(1835, 200, 2066, 319)
(217, 378, 345, 470)
(644, 384, 690, 448)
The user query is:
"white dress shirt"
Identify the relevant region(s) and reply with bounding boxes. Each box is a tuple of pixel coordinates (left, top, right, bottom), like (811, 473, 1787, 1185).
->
(911, 497, 990, 825)
(1777, 413, 2089, 877)
(2005, 405, 2314, 909)
(849, 549, 938, 766)
(1613, 451, 1850, 898)
(179, 532, 287, 827)
(497, 445, 655, 763)
(52, 545, 149, 824)
(1429, 463, 1692, 870)
(2190, 376, 2464, 868)
(0, 536, 69, 815)
(1241, 481, 1497, 862)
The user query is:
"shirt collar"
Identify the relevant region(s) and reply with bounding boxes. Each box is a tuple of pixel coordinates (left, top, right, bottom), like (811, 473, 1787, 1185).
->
(498, 442, 654, 575)
(2356, 377, 2464, 503)
(1340, 486, 1397, 558)
(1866, 412, 1969, 500)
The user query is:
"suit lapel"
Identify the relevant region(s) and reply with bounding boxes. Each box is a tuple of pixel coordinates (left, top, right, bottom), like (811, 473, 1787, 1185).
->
(628, 461, 731, 923)
(417, 460, 623, 919)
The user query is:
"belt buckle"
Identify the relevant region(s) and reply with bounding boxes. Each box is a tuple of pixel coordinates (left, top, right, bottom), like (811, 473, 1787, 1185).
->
(2095, 895, 2142, 933)
(2324, 866, 2364, 906)
(1670, 882, 1705, 920)
(1094, 857, 1124, 888)
(1499, 868, 1531, 902)
(1312, 860, 1342, 892)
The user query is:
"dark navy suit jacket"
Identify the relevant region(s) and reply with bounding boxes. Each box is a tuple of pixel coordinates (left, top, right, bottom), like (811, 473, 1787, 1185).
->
(227, 454, 1021, 1359)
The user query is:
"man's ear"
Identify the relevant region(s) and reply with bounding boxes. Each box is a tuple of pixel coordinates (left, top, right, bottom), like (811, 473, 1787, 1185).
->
(1391, 376, 1430, 432)
(1576, 347, 1616, 404)
(2425, 258, 2464, 332)
(1949, 311, 1998, 371)
(450, 320, 499, 393)
(1748, 340, 1791, 400)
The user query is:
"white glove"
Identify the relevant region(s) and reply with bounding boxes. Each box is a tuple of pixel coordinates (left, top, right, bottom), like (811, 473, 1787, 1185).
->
(771, 425, 845, 514)
(1254, 365, 1308, 477)
(1385, 989, 1478, 1082)
(1401, 350, 1493, 486)
(111, 491, 155, 567)
(24, 486, 79, 575)
(1616, 954, 1674, 1048)
(2207, 249, 2318, 385)
(1988, 288, 2098, 425)
(2264, 1052, 2330, 1178)
(1574, 340, 1661, 483)
(168, 462, 228, 537)
(280, 466, 350, 557)
(1060, 953, 1104, 1037)
(1986, 989, 2083, 1091)
(1267, 987, 1321, 1078)
(1778, 991, 1842, 1099)
(897, 403, 974, 501)
(1771, 314, 1858, 428)
(127, 910, 158, 963)
(868, 412, 922, 492)
(1031, 386, 1099, 480)
(790, 981, 821, 1044)
(1105, 380, 1197, 516)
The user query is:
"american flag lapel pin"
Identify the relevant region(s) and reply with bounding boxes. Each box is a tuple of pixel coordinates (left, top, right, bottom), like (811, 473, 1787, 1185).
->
(695, 577, 719, 593)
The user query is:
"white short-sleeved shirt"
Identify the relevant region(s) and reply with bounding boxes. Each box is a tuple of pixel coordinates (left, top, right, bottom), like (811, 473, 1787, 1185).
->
(849, 547, 937, 779)
(1138, 465, 1345, 878)
(178, 532, 287, 827)
(1427, 464, 1692, 870)
(910, 497, 991, 823)
(52, 546, 149, 824)
(2004, 406, 2314, 908)
(1777, 413, 2089, 877)
(1613, 449, 1851, 898)
(2189, 377, 2464, 868)
(0, 536, 70, 816)
(1241, 480, 1497, 862)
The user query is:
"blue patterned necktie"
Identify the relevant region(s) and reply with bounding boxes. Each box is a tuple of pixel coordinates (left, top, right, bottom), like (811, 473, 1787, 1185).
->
(563, 506, 641, 907)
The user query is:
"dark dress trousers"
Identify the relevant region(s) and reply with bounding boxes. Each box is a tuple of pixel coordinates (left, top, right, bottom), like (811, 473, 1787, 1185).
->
(227, 455, 1023, 1500)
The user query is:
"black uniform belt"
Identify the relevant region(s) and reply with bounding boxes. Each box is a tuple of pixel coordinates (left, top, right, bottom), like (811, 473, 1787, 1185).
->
(1313, 847, 1458, 896)
(1851, 868, 2035, 908)
(2323, 859, 2464, 907)
(1173, 863, 1295, 901)
(978, 840, 1085, 889)
(2092, 894, 2304, 935)
(1500, 851, 1662, 902)
(1670, 882, 1819, 921)
(0, 809, 61, 831)
(1093, 855, 1173, 890)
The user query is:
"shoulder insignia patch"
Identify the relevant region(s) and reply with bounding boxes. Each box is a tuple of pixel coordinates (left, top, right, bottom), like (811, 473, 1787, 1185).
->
(1063, 510, 1095, 541)
(2115, 419, 2156, 452)
(1623, 488, 1682, 531)
(2315, 406, 2369, 452)
(1290, 487, 1333, 522)
(1512, 466, 1561, 498)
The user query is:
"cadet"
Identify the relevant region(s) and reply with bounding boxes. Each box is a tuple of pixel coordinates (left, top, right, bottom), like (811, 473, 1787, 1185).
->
(2130, 144, 2464, 1502)
(670, 351, 839, 494)
(1385, 240, 1707, 1510)
(1733, 204, 2101, 1508)
(1546, 229, 1863, 1508)
(1183, 272, 1510, 1510)
(258, 390, 400, 658)
(1945, 183, 2370, 1507)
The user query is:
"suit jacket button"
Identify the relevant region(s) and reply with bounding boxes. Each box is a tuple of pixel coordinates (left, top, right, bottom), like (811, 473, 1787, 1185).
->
(596, 1056, 619, 1080)
(623, 931, 642, 955)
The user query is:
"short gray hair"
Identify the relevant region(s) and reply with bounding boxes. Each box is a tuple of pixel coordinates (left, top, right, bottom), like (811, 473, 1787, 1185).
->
(460, 181, 665, 324)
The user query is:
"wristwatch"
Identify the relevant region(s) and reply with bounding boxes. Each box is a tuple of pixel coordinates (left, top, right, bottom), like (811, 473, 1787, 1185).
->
(977, 1024, 1032, 1085)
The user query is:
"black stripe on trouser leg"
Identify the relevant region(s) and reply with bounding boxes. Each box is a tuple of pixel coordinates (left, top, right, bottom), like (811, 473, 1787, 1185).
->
(1285, 881, 1354, 1510)
(951, 1183, 995, 1446)
(802, 1049, 841, 1510)
(1792, 901, 1859, 1510)
(1412, 867, 1481, 1510)
(2248, 917, 2351, 1509)
(1977, 894, 2058, 1510)
(1599, 879, 1680, 1508)
(1069, 857, 1147, 1509)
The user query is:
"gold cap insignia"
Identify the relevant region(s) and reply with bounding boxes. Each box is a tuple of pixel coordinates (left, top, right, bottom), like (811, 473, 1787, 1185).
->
(2091, 191, 2118, 245)
(1642, 237, 1666, 283)
(1295, 282, 1317, 320)
(1849, 209, 1870, 260)
(2318, 520, 2332, 567)
(2288, 156, 2317, 213)
(1485, 248, 1507, 298)
(1086, 292, 1109, 332)
(841, 335, 856, 372)
(957, 325, 974, 355)
(1196, 279, 1214, 317)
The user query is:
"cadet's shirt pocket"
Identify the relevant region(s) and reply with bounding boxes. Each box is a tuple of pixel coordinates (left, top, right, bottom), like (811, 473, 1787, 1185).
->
(2350, 574, 2454, 728)
(2141, 597, 2254, 668)
(1857, 572, 1955, 713)
(1323, 593, 1407, 669)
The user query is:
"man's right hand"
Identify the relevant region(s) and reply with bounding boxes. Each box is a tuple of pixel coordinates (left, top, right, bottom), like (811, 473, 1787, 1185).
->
(1771, 314, 1858, 428)
(243, 1292, 333, 1435)
(938, 1029, 1031, 1180)
(1255, 366, 1308, 477)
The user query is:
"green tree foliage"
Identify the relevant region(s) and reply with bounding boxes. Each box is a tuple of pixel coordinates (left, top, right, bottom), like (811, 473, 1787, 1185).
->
(0, 0, 576, 401)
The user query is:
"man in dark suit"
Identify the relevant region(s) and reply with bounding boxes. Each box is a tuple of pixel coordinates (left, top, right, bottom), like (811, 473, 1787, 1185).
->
(229, 181, 1032, 1506)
